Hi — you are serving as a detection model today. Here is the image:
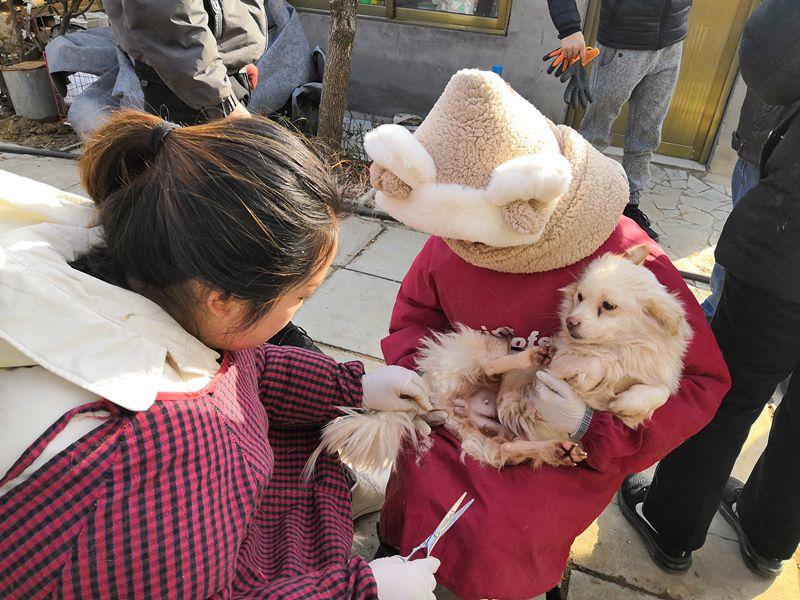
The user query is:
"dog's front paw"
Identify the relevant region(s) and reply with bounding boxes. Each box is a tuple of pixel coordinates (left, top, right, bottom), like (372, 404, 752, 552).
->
(546, 440, 587, 467)
(609, 384, 669, 429)
(611, 410, 651, 429)
(482, 358, 503, 378)
(500, 439, 587, 468)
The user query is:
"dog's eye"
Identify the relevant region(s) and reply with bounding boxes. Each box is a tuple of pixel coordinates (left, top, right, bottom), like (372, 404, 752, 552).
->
(577, 293, 583, 302)
(602, 301, 616, 311)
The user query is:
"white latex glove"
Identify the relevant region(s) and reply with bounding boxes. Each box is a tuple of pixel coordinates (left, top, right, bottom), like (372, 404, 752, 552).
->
(532, 371, 590, 436)
(369, 556, 440, 600)
(362, 366, 433, 413)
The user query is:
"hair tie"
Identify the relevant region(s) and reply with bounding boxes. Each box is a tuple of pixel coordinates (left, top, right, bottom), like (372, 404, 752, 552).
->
(149, 120, 179, 154)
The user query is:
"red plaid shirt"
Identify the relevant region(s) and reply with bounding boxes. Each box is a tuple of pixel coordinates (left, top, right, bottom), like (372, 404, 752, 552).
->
(0, 346, 378, 599)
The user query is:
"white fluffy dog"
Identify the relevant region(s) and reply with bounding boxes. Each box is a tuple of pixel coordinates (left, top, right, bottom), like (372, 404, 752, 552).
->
(309, 244, 691, 473)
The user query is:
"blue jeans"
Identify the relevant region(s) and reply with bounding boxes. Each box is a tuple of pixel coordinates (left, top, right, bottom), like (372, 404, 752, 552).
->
(701, 158, 761, 319)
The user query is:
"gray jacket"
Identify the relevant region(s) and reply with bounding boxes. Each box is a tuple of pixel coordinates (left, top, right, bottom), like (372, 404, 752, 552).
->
(105, 0, 267, 110)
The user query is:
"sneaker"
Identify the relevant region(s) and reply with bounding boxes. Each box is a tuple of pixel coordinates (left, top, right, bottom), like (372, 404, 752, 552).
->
(617, 473, 693, 572)
(268, 321, 322, 354)
(346, 466, 387, 520)
(719, 476, 783, 578)
(623, 204, 660, 241)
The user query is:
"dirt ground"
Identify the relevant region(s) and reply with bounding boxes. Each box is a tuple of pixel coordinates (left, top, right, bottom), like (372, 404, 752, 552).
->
(0, 110, 79, 150)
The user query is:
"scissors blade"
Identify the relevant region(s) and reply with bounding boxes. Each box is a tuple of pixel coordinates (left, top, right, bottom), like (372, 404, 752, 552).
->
(431, 492, 466, 537)
(426, 498, 474, 556)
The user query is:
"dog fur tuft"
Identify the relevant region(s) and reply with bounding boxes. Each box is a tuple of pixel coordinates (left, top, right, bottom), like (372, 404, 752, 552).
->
(303, 408, 421, 481)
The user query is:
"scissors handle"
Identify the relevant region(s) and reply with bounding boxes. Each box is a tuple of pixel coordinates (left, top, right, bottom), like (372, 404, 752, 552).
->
(400, 541, 428, 562)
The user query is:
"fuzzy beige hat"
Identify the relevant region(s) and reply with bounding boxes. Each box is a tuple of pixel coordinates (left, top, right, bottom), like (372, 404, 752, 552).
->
(364, 69, 629, 273)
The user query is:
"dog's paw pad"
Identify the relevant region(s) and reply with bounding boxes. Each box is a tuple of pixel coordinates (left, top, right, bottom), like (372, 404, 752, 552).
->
(569, 444, 587, 463)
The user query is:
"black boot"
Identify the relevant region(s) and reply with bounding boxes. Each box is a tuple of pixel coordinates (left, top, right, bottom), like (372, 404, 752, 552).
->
(617, 474, 693, 572)
(624, 203, 660, 241)
(719, 476, 784, 578)
(268, 322, 322, 354)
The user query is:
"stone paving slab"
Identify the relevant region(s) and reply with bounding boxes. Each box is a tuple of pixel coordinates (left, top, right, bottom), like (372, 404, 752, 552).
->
(347, 226, 430, 283)
(570, 508, 799, 600)
(318, 343, 385, 372)
(569, 405, 800, 600)
(673, 247, 716, 279)
(64, 182, 88, 198)
(567, 569, 658, 599)
(0, 155, 81, 191)
(335, 216, 384, 268)
(642, 165, 732, 264)
(294, 268, 399, 359)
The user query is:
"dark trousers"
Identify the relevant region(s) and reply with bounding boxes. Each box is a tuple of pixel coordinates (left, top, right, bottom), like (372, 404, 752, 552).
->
(642, 273, 800, 559)
(135, 62, 250, 125)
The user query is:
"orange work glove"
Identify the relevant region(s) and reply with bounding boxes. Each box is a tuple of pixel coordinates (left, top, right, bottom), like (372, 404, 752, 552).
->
(542, 46, 599, 78)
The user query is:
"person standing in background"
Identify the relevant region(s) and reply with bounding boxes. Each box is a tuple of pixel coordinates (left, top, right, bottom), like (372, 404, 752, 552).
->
(546, 0, 692, 241)
(620, 0, 800, 579)
(104, 0, 266, 124)
(701, 89, 799, 319)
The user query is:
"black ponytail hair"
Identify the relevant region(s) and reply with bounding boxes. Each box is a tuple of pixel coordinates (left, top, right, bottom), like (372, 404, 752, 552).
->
(72, 110, 341, 333)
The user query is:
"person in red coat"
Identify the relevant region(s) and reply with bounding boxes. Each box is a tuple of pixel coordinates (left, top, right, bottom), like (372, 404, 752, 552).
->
(363, 69, 731, 599)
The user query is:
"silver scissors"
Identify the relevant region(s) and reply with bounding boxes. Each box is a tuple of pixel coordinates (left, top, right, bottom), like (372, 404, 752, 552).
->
(401, 491, 474, 561)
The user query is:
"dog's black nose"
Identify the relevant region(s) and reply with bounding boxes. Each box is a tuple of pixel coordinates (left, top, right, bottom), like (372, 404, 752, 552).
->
(566, 316, 580, 330)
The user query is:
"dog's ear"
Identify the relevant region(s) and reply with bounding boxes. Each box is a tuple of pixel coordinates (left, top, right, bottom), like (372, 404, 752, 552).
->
(623, 244, 649, 266)
(559, 282, 578, 302)
(644, 295, 684, 336)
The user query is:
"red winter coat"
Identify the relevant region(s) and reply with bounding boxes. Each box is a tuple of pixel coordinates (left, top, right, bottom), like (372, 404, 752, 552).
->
(380, 217, 730, 599)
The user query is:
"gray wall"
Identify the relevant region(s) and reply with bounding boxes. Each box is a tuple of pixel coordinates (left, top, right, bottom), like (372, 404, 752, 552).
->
(296, 1, 588, 122)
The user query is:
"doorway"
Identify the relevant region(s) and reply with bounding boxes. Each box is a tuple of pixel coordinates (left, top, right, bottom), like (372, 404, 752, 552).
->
(568, 0, 758, 162)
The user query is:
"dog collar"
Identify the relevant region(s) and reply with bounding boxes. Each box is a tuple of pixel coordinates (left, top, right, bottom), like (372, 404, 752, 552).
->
(570, 407, 595, 443)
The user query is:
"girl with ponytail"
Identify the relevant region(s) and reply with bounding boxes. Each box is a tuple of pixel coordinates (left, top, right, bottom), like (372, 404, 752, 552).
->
(0, 111, 439, 599)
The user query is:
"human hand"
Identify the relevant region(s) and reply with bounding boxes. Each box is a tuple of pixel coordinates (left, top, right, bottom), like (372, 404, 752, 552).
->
(361, 366, 433, 413)
(369, 555, 440, 600)
(561, 31, 587, 62)
(532, 371, 589, 435)
(227, 102, 251, 120)
(244, 63, 259, 89)
(452, 387, 506, 437)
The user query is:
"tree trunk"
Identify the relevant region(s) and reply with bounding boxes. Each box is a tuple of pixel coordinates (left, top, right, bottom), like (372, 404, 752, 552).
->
(7, 2, 26, 59)
(58, 0, 85, 36)
(316, 0, 358, 150)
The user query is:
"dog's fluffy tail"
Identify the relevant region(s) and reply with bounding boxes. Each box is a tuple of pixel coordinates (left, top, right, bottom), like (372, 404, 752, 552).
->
(302, 408, 418, 481)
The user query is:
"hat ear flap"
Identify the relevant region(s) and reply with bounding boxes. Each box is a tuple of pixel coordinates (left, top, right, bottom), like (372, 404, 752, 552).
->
(484, 152, 571, 239)
(369, 163, 412, 200)
(485, 153, 572, 208)
(364, 124, 437, 190)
